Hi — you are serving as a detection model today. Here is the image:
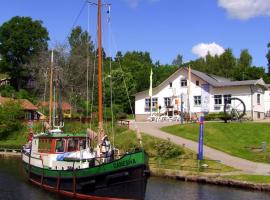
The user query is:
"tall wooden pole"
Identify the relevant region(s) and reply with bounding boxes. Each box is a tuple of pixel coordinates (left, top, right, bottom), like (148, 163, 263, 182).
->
(98, 0, 104, 141)
(49, 49, 54, 128)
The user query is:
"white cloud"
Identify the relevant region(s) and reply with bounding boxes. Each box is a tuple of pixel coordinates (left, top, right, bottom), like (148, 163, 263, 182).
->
(218, 0, 270, 20)
(123, 0, 159, 9)
(124, 0, 140, 9)
(192, 42, 225, 58)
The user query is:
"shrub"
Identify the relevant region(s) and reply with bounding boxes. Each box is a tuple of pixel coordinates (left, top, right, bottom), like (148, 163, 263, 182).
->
(204, 112, 229, 121)
(0, 101, 23, 139)
(154, 138, 183, 159)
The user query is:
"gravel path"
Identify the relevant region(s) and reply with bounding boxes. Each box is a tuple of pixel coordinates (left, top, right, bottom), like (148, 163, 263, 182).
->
(130, 121, 270, 175)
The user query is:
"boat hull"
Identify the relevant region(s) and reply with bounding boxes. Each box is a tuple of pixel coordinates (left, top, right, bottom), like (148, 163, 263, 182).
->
(22, 151, 149, 200)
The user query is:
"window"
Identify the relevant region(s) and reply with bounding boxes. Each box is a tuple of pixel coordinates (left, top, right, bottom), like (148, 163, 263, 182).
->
(55, 139, 65, 153)
(145, 98, 158, 112)
(169, 82, 172, 88)
(194, 96, 201, 106)
(214, 95, 222, 105)
(67, 139, 79, 152)
(79, 139, 87, 149)
(257, 94, 261, 105)
(145, 98, 150, 112)
(38, 139, 51, 153)
(152, 98, 158, 111)
(257, 112, 261, 119)
(196, 80, 199, 86)
(181, 79, 187, 87)
(164, 97, 172, 107)
(224, 94, 231, 104)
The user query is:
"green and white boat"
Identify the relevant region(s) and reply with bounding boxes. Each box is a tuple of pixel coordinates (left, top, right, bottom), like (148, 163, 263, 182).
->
(22, 1, 149, 199)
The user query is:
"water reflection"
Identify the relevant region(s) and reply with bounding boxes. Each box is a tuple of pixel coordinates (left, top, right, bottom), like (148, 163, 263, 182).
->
(1, 156, 270, 200)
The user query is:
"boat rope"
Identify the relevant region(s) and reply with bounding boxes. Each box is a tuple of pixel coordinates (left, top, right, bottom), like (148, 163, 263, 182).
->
(62, 0, 87, 44)
(107, 4, 115, 147)
(86, 3, 90, 119)
(110, 26, 143, 147)
(89, 30, 98, 146)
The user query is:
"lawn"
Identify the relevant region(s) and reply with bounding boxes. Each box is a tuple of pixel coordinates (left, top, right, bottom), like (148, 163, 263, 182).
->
(0, 121, 235, 173)
(161, 122, 270, 163)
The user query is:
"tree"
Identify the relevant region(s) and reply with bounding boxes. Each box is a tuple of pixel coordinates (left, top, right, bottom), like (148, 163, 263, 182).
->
(121, 51, 154, 92)
(64, 26, 95, 110)
(172, 54, 183, 67)
(239, 49, 252, 69)
(266, 43, 270, 74)
(0, 101, 23, 139)
(0, 16, 49, 90)
(218, 48, 236, 78)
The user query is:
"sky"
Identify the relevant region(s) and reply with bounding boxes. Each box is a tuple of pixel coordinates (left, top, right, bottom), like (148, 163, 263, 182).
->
(1, 0, 270, 68)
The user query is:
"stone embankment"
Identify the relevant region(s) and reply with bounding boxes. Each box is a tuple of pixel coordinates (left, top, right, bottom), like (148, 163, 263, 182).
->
(151, 168, 270, 192)
(0, 148, 21, 156)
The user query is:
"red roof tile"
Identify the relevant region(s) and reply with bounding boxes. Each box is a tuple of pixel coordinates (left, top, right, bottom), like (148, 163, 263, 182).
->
(38, 101, 72, 111)
(0, 97, 37, 110)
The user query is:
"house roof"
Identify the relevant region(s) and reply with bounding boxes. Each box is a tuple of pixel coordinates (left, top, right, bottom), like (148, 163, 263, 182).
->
(135, 67, 268, 96)
(38, 101, 72, 111)
(19, 99, 38, 110)
(0, 96, 38, 110)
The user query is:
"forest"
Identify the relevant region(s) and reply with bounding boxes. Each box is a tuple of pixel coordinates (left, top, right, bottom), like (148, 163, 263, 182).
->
(1, 16, 270, 119)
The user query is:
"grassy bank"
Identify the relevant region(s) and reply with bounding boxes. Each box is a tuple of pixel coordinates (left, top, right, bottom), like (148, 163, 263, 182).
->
(223, 175, 270, 184)
(161, 122, 270, 163)
(0, 121, 235, 173)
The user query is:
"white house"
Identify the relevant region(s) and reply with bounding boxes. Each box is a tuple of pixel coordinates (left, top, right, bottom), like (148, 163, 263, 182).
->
(135, 67, 268, 121)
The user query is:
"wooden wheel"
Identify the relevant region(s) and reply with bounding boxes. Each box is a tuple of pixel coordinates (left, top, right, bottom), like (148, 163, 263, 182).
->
(224, 97, 246, 123)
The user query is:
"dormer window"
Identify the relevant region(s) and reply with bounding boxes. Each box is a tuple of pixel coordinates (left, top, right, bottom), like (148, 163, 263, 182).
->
(181, 79, 187, 87)
(196, 80, 199, 86)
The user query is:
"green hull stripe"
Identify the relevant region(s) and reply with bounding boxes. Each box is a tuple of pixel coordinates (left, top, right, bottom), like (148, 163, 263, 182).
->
(27, 151, 148, 178)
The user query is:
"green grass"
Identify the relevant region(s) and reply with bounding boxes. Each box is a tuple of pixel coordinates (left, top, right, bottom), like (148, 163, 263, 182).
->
(223, 175, 270, 184)
(161, 122, 270, 163)
(0, 121, 235, 173)
(0, 125, 28, 149)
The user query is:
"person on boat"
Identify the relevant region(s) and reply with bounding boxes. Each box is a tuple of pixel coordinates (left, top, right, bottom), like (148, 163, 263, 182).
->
(101, 135, 111, 163)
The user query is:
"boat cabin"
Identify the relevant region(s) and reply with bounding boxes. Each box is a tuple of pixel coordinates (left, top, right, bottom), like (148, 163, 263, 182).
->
(32, 133, 87, 154)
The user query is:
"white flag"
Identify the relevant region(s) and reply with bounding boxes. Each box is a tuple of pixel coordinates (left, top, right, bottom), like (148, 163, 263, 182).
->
(149, 68, 153, 97)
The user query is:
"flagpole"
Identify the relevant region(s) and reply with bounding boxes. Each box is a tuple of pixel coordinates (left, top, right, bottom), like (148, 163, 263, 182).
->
(188, 66, 191, 121)
(149, 68, 153, 117)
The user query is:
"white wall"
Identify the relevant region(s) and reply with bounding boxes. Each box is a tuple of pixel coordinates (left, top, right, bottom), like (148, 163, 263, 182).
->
(135, 69, 267, 119)
(210, 86, 252, 113)
(135, 69, 208, 115)
(264, 90, 270, 113)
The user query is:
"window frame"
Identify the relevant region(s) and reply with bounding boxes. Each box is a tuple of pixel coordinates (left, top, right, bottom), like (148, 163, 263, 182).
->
(194, 96, 201, 106)
(214, 95, 222, 105)
(257, 94, 261, 105)
(55, 139, 65, 153)
(223, 94, 232, 105)
(164, 97, 172, 107)
(181, 79, 187, 87)
(145, 98, 158, 112)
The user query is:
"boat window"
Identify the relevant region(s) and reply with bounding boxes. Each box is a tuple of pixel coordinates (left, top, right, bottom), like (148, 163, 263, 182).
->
(67, 139, 79, 152)
(55, 139, 65, 153)
(79, 139, 87, 149)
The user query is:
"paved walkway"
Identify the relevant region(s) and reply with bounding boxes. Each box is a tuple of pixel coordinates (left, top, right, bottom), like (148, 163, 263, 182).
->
(130, 121, 270, 175)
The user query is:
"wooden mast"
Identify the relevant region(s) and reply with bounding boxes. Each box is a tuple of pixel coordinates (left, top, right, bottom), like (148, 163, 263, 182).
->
(49, 49, 54, 128)
(98, 0, 104, 141)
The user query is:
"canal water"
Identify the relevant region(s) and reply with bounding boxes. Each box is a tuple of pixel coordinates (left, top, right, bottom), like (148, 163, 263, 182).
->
(1, 156, 270, 200)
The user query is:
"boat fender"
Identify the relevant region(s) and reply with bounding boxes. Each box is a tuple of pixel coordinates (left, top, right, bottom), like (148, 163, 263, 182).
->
(106, 171, 129, 180)
(80, 179, 96, 187)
